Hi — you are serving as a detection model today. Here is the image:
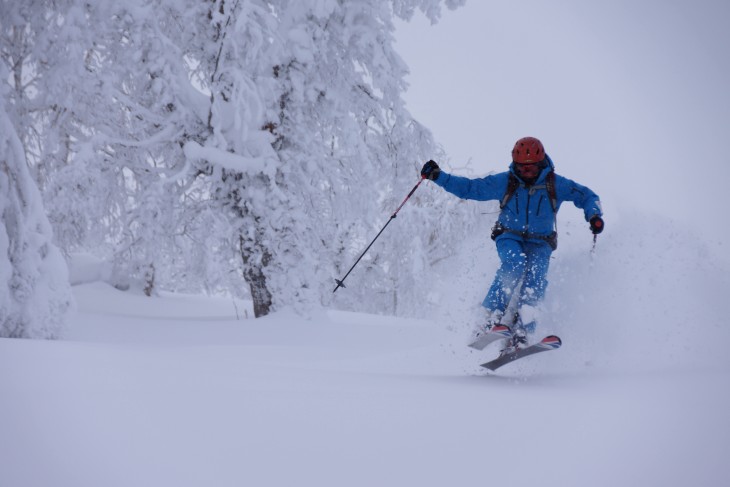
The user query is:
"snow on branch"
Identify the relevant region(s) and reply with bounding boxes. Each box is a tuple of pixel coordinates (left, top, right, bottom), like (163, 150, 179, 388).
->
(183, 140, 273, 175)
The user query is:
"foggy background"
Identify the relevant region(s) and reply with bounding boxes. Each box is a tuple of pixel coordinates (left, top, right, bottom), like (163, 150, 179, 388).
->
(396, 0, 730, 262)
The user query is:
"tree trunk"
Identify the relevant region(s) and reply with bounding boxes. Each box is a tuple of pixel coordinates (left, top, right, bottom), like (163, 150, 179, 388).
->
(239, 234, 273, 318)
(143, 264, 155, 297)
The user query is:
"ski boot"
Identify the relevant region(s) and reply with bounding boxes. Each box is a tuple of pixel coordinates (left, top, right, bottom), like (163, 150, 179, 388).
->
(498, 327, 528, 357)
(470, 310, 503, 342)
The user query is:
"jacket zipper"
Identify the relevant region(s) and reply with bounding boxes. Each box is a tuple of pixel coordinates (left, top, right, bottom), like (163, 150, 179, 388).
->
(536, 195, 544, 216)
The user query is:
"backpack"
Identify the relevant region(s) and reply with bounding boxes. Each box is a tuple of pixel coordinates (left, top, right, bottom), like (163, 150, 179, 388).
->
(500, 170, 557, 212)
(493, 170, 559, 250)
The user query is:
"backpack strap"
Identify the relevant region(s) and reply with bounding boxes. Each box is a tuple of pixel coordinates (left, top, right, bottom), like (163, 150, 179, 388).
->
(500, 173, 520, 209)
(545, 170, 557, 212)
(500, 170, 557, 211)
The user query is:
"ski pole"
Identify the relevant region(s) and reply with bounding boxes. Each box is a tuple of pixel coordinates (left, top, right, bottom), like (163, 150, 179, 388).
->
(589, 234, 598, 267)
(333, 175, 426, 293)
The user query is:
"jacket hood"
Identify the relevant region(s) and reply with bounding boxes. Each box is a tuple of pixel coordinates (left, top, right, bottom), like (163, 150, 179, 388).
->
(509, 153, 555, 184)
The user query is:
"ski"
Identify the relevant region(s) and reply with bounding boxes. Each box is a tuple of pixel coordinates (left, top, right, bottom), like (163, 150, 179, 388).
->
(467, 324, 513, 351)
(480, 335, 562, 371)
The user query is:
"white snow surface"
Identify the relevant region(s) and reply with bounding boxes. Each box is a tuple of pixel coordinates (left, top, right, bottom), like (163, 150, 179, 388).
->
(2, 229, 730, 487)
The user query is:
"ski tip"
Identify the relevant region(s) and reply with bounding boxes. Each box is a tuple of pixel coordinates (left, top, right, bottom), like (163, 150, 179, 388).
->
(540, 335, 562, 349)
(491, 324, 512, 334)
(467, 324, 512, 350)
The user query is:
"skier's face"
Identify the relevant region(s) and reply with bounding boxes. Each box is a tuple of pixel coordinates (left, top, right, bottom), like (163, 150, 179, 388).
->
(515, 161, 543, 182)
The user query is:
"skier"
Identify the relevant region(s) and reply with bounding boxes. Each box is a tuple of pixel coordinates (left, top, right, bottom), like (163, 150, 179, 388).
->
(421, 136, 603, 354)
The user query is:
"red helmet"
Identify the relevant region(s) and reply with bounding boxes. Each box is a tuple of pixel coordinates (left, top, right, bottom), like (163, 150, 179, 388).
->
(512, 137, 545, 164)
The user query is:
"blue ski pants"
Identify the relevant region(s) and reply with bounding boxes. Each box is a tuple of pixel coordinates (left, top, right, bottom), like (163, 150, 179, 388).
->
(482, 237, 552, 313)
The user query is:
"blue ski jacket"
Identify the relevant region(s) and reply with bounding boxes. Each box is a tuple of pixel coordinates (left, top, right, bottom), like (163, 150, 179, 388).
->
(434, 154, 602, 245)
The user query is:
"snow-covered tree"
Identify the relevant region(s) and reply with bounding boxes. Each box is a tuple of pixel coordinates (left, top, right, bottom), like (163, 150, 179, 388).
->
(2, 0, 471, 320)
(0, 75, 72, 338)
(184, 0, 469, 316)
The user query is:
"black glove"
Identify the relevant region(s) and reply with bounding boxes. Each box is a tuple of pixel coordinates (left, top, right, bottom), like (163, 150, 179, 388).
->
(589, 215, 604, 235)
(421, 160, 441, 181)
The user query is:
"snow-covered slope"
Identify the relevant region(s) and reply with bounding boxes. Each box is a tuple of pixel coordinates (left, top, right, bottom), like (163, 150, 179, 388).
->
(2, 218, 729, 487)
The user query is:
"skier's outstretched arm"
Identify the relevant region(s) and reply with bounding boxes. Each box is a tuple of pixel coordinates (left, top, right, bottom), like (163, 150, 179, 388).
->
(421, 160, 505, 202)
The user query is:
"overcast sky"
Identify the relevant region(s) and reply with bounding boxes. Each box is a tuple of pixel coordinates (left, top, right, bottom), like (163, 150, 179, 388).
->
(395, 0, 730, 253)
